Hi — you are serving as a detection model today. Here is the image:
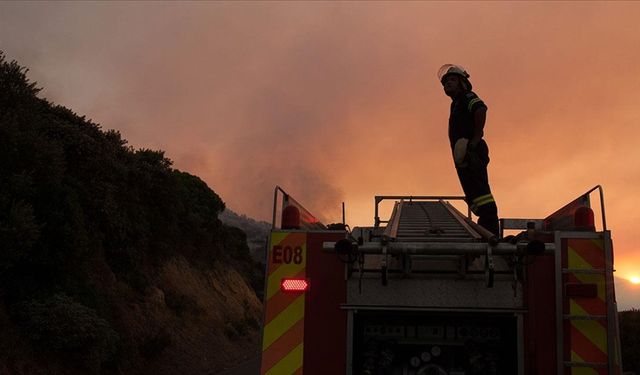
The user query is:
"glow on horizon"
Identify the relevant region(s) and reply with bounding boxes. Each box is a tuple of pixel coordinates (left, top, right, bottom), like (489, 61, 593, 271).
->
(631, 276, 640, 285)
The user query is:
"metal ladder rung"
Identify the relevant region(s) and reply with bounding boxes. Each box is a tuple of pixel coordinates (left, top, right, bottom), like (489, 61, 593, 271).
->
(385, 201, 478, 248)
(563, 361, 608, 368)
(561, 269, 605, 274)
(410, 255, 463, 260)
(396, 237, 476, 243)
(397, 230, 468, 234)
(563, 315, 607, 320)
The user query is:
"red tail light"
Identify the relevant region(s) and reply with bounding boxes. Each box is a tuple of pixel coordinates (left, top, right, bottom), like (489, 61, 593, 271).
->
(281, 278, 309, 292)
(574, 206, 595, 231)
(282, 205, 301, 230)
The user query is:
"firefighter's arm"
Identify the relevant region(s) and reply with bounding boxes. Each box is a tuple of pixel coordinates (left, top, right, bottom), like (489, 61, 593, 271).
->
(470, 106, 487, 147)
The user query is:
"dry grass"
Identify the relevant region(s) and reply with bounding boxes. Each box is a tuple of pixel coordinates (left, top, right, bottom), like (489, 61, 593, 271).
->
(0, 255, 262, 375)
(139, 256, 262, 374)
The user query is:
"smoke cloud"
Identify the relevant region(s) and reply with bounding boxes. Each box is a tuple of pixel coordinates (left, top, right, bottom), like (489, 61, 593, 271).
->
(1, 2, 639, 302)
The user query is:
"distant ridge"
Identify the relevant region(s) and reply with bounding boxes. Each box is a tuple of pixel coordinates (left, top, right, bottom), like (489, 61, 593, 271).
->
(220, 209, 270, 263)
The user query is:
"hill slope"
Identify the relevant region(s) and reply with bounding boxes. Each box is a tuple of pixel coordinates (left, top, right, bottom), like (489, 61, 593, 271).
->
(0, 52, 261, 374)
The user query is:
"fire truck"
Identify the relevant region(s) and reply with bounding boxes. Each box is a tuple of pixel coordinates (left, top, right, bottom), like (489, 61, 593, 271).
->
(259, 186, 623, 375)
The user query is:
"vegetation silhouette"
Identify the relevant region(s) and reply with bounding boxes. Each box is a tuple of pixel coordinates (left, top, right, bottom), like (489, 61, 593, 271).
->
(619, 309, 639, 373)
(0, 52, 262, 374)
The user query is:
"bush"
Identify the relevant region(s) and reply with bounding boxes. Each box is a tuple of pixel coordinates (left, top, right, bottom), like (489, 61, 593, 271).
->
(224, 304, 260, 340)
(12, 294, 119, 369)
(164, 289, 200, 317)
(620, 309, 640, 373)
(139, 329, 173, 359)
(0, 200, 40, 273)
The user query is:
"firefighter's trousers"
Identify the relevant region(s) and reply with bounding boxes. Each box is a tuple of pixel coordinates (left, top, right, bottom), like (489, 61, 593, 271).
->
(455, 140, 499, 236)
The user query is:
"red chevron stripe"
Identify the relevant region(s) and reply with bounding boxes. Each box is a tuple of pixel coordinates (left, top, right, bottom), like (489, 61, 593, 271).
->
(261, 318, 304, 374)
(566, 273, 579, 283)
(571, 297, 606, 316)
(265, 269, 307, 325)
(568, 239, 605, 269)
(570, 322, 608, 363)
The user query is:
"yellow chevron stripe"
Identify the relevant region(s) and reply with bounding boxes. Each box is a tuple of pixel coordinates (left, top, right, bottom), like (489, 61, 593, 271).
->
(570, 299, 590, 317)
(265, 343, 303, 375)
(572, 319, 608, 355)
(571, 366, 599, 375)
(590, 239, 604, 250)
(568, 246, 594, 270)
(570, 352, 599, 375)
(262, 294, 305, 350)
(571, 350, 585, 362)
(270, 232, 290, 248)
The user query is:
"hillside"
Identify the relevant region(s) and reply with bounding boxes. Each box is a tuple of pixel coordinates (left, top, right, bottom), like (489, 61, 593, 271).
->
(0, 53, 261, 374)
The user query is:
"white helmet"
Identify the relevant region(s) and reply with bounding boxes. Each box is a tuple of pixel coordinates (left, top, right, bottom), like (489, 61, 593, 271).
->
(437, 64, 472, 90)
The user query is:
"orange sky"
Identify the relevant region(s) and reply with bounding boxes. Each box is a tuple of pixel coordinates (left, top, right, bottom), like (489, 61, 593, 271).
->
(1, 1, 638, 308)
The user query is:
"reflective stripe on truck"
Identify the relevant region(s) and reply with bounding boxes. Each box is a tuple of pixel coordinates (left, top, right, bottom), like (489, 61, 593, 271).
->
(261, 232, 307, 375)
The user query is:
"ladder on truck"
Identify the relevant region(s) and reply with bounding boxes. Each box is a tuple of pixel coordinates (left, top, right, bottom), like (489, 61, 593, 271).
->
(557, 232, 622, 374)
(389, 200, 480, 243)
(355, 196, 517, 287)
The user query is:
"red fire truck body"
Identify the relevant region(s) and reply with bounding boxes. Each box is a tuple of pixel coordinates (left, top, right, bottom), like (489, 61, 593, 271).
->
(259, 186, 623, 375)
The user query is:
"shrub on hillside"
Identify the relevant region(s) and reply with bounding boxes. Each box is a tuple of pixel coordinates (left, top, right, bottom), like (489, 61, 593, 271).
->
(12, 294, 119, 369)
(139, 329, 173, 360)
